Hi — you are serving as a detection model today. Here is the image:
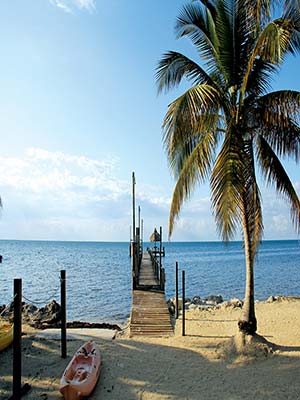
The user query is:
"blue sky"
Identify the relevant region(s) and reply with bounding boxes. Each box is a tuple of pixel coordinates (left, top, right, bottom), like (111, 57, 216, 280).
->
(0, 0, 299, 242)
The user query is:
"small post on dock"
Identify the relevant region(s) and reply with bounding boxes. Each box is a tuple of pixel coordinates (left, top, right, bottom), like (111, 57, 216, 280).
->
(182, 270, 185, 336)
(136, 227, 140, 280)
(13, 278, 22, 400)
(131, 172, 137, 290)
(141, 219, 144, 254)
(132, 241, 137, 290)
(159, 226, 162, 269)
(175, 262, 179, 319)
(61, 270, 67, 359)
(138, 206, 141, 232)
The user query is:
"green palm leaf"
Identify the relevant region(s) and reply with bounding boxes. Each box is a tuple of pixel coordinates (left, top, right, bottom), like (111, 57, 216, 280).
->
(257, 135, 300, 232)
(255, 90, 300, 159)
(241, 18, 296, 103)
(156, 51, 216, 94)
(210, 129, 245, 241)
(169, 131, 217, 237)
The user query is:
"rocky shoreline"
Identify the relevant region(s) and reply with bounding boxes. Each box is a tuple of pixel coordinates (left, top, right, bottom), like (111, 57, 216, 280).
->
(1, 295, 298, 331)
(167, 294, 300, 315)
(0, 300, 121, 331)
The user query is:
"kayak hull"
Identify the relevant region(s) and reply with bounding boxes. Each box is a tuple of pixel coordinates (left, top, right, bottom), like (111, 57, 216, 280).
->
(0, 322, 13, 352)
(60, 341, 101, 400)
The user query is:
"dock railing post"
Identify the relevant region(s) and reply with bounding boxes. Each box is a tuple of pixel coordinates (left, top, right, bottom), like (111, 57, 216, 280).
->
(175, 262, 179, 319)
(13, 278, 22, 400)
(132, 244, 136, 290)
(159, 226, 162, 269)
(135, 227, 140, 284)
(182, 270, 185, 336)
(141, 219, 144, 254)
(160, 268, 165, 291)
(61, 270, 67, 359)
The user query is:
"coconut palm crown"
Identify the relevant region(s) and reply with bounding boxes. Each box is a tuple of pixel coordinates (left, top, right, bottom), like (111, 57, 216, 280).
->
(156, 0, 300, 334)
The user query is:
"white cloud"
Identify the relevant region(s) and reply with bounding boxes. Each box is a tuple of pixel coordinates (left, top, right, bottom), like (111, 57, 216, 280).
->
(49, 0, 73, 13)
(0, 148, 126, 198)
(49, 0, 96, 13)
(0, 148, 172, 241)
(0, 148, 298, 241)
(75, 0, 95, 11)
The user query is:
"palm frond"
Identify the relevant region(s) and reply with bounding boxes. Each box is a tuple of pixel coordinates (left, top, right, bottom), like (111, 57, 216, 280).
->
(240, 18, 296, 103)
(169, 131, 217, 238)
(257, 135, 300, 232)
(162, 84, 222, 152)
(156, 51, 215, 94)
(175, 3, 218, 54)
(215, 0, 253, 89)
(254, 90, 300, 160)
(243, 139, 263, 256)
(193, 0, 217, 21)
(243, 0, 274, 25)
(175, 2, 223, 78)
(245, 59, 278, 99)
(210, 128, 245, 241)
(283, 2, 300, 55)
(166, 113, 221, 178)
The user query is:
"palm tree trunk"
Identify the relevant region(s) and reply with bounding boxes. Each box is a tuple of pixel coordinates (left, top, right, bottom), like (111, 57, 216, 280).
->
(238, 202, 257, 335)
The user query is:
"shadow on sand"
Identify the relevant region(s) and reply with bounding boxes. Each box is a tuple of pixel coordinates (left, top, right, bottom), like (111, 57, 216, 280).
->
(1, 328, 300, 400)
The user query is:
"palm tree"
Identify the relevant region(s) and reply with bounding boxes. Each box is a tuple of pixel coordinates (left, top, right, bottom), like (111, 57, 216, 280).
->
(156, 0, 300, 335)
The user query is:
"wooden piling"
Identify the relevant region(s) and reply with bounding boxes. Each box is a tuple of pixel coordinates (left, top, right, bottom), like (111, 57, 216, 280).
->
(136, 227, 140, 274)
(182, 270, 185, 336)
(159, 226, 162, 270)
(175, 262, 179, 319)
(13, 278, 22, 400)
(60, 270, 67, 359)
(138, 205, 141, 231)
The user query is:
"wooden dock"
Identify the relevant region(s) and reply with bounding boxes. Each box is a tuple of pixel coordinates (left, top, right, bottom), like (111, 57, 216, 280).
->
(130, 252, 173, 337)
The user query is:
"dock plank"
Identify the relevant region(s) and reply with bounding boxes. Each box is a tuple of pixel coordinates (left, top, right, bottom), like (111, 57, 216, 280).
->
(130, 252, 173, 337)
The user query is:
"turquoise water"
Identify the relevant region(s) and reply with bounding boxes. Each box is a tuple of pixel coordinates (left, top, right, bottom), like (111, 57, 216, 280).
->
(0, 240, 299, 324)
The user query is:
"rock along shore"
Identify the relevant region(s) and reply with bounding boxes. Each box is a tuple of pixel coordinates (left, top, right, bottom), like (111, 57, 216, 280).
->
(167, 294, 300, 315)
(0, 300, 121, 331)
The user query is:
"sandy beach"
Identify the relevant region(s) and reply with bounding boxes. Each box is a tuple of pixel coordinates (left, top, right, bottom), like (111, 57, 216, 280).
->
(1, 298, 300, 400)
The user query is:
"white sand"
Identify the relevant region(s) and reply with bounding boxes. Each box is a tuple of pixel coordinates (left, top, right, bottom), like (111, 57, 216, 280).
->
(1, 299, 300, 400)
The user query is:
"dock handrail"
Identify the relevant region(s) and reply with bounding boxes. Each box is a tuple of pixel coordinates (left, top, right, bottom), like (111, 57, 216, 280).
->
(148, 248, 165, 291)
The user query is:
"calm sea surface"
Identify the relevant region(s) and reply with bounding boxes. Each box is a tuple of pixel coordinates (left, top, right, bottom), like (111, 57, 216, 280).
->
(0, 240, 299, 324)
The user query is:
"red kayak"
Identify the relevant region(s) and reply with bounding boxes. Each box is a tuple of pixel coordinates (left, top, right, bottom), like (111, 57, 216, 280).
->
(60, 341, 101, 400)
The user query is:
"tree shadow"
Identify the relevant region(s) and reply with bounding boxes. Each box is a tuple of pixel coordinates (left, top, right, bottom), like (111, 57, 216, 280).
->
(255, 334, 300, 353)
(1, 329, 300, 400)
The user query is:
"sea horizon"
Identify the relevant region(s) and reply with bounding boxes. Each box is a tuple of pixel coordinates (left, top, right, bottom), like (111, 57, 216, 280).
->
(0, 238, 299, 243)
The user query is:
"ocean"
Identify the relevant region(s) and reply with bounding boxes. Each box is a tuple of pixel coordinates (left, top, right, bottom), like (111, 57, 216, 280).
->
(0, 240, 299, 325)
